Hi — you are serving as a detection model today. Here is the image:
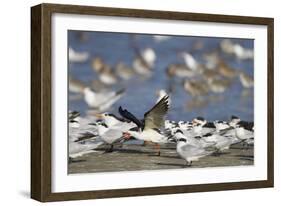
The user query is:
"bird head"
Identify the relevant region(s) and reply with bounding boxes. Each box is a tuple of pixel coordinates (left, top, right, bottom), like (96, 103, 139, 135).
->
(192, 116, 207, 126)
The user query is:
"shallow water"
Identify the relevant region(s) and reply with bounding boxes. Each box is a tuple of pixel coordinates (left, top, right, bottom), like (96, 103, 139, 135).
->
(68, 31, 254, 122)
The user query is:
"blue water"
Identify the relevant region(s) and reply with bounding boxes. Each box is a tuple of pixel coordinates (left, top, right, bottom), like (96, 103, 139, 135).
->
(68, 31, 254, 122)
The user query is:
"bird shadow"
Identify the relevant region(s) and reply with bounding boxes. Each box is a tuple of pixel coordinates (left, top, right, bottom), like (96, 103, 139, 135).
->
(157, 155, 181, 159)
(230, 146, 253, 150)
(156, 162, 186, 168)
(163, 147, 177, 150)
(234, 155, 254, 158)
(239, 158, 254, 161)
(113, 148, 154, 155)
(211, 151, 230, 157)
(229, 147, 245, 150)
(234, 154, 254, 161)
(69, 159, 87, 164)
(148, 154, 162, 157)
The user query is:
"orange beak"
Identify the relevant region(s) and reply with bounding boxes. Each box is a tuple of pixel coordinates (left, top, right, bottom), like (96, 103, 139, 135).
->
(122, 132, 131, 140)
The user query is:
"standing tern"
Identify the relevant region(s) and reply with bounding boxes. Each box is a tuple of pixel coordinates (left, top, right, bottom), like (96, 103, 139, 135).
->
(234, 123, 254, 142)
(191, 117, 216, 136)
(229, 115, 254, 131)
(68, 117, 103, 159)
(89, 121, 125, 152)
(175, 131, 213, 167)
(174, 129, 215, 149)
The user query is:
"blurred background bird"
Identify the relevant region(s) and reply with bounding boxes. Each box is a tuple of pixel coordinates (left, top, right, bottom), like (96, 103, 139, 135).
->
(68, 31, 254, 122)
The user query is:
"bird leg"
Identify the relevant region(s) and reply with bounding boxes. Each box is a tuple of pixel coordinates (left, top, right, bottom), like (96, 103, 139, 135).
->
(184, 161, 192, 167)
(153, 143, 161, 156)
(122, 132, 132, 140)
(143, 140, 149, 146)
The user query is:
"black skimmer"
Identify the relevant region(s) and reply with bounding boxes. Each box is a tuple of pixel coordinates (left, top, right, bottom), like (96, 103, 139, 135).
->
(119, 95, 170, 155)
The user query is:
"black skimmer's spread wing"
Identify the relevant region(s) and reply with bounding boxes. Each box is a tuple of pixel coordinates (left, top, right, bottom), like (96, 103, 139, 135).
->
(143, 95, 170, 131)
(118, 95, 170, 131)
(118, 106, 144, 130)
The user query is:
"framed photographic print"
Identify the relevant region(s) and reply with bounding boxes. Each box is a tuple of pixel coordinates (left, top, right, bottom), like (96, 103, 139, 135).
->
(31, 3, 274, 202)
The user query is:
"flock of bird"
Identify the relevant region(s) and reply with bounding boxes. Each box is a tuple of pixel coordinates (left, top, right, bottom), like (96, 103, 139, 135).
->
(69, 93, 254, 167)
(69, 36, 254, 114)
(68, 34, 254, 167)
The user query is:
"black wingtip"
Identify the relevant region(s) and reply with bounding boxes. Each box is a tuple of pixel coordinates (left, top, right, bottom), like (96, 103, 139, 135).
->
(118, 106, 122, 112)
(118, 106, 144, 129)
(158, 95, 170, 108)
(118, 106, 125, 115)
(231, 115, 239, 120)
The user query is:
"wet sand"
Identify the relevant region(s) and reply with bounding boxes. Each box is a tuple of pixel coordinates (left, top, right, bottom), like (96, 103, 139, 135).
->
(69, 142, 253, 174)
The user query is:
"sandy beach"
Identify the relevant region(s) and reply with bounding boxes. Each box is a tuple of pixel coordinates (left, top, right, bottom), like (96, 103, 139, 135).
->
(69, 142, 253, 174)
